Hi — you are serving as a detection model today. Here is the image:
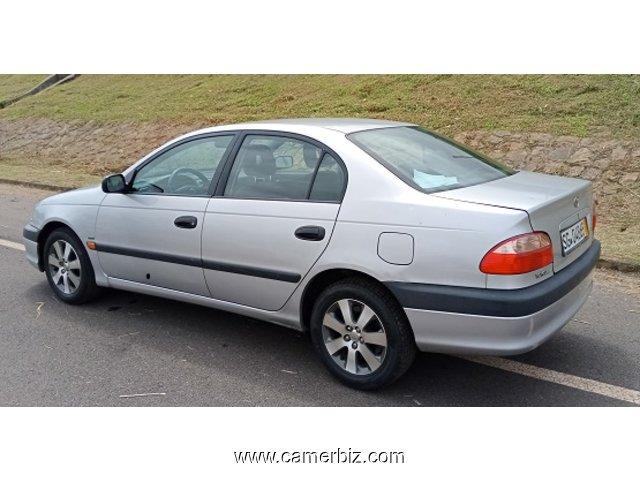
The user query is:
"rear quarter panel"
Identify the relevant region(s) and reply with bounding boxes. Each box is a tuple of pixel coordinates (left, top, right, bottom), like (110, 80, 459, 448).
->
(301, 137, 534, 289)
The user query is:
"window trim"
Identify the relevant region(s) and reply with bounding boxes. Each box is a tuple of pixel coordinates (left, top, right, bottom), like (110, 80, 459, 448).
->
(214, 130, 348, 204)
(304, 152, 325, 200)
(128, 131, 241, 198)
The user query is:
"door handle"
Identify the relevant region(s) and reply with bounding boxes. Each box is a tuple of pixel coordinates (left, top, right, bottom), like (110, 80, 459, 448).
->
(174, 216, 198, 229)
(295, 225, 325, 241)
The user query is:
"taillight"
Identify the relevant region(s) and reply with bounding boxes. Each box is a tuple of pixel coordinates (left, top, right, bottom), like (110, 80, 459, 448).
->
(592, 197, 597, 232)
(480, 232, 553, 275)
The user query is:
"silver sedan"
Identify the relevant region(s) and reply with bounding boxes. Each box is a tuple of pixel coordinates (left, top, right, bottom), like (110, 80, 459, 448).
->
(23, 119, 599, 389)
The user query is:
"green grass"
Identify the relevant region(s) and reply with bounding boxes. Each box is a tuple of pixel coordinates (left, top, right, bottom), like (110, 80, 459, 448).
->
(1, 74, 640, 138)
(0, 74, 47, 104)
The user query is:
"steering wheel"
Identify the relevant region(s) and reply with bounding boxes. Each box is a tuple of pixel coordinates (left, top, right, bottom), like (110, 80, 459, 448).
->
(167, 168, 210, 194)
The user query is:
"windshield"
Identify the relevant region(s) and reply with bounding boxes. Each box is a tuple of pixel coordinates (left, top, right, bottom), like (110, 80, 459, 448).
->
(348, 126, 514, 193)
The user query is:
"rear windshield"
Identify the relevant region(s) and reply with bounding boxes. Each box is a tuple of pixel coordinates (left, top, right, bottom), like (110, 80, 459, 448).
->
(348, 126, 514, 193)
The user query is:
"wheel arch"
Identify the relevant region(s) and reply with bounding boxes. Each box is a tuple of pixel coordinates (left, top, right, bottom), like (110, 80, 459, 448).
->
(300, 268, 406, 333)
(36, 220, 75, 271)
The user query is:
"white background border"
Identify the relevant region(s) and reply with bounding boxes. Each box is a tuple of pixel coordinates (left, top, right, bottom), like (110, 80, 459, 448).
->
(1, 1, 638, 478)
(2, 0, 639, 73)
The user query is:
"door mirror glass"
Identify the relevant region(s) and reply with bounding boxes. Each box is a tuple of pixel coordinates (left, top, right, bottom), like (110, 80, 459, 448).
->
(102, 174, 127, 193)
(275, 156, 294, 169)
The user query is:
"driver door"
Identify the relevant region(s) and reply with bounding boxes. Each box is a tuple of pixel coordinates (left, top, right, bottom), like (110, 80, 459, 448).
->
(95, 133, 236, 296)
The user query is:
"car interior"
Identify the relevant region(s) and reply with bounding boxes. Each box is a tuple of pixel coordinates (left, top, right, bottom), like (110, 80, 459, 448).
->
(225, 139, 345, 202)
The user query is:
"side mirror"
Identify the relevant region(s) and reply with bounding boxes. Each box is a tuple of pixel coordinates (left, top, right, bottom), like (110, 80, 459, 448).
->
(101, 174, 128, 193)
(275, 156, 294, 169)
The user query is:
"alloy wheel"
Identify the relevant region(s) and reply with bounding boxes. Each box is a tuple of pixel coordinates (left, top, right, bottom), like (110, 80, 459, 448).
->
(321, 298, 388, 375)
(47, 240, 82, 295)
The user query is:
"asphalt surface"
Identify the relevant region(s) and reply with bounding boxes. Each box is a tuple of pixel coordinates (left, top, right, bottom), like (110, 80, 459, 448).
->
(1, 184, 639, 406)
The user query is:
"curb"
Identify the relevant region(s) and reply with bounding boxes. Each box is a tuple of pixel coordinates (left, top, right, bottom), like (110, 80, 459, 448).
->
(0, 178, 70, 192)
(1, 178, 638, 274)
(597, 258, 640, 274)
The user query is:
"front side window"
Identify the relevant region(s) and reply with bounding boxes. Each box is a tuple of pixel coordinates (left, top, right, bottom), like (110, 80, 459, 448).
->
(348, 127, 513, 193)
(225, 135, 344, 201)
(131, 135, 234, 196)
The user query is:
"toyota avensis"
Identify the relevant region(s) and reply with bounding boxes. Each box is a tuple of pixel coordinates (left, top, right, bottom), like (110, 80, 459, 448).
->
(23, 119, 599, 389)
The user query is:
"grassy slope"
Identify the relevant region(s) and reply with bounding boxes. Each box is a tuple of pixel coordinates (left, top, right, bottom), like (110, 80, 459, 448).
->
(1, 74, 640, 138)
(0, 74, 47, 103)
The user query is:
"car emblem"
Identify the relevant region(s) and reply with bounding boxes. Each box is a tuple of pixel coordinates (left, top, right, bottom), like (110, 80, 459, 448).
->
(573, 196, 580, 209)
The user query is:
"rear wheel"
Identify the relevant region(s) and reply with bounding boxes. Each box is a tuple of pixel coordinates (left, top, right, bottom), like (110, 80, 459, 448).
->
(310, 278, 416, 390)
(44, 227, 101, 304)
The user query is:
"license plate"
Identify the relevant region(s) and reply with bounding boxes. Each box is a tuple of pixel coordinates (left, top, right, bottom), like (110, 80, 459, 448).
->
(561, 217, 589, 256)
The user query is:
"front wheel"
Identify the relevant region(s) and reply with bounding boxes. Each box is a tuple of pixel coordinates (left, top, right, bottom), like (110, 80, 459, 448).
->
(310, 278, 416, 390)
(44, 227, 101, 304)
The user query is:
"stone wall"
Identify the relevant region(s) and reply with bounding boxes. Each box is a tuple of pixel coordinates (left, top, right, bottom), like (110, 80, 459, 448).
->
(453, 131, 640, 201)
(1, 119, 639, 211)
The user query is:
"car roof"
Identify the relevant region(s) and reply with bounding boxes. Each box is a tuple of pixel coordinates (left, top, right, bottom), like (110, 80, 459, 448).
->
(197, 118, 416, 135)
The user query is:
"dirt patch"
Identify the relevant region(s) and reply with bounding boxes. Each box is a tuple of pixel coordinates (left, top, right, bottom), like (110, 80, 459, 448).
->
(0, 118, 206, 178)
(595, 269, 640, 295)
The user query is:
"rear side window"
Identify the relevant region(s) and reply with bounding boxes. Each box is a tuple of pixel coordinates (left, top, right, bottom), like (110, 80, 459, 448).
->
(310, 154, 346, 202)
(224, 134, 346, 202)
(348, 126, 513, 193)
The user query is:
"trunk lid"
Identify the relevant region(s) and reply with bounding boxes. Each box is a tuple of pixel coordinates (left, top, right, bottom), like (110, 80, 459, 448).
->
(433, 171, 594, 272)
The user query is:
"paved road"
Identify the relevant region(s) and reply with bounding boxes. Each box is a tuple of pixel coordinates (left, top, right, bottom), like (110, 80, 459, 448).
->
(1, 184, 639, 406)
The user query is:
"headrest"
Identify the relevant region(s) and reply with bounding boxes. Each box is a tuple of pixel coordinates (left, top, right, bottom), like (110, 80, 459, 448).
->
(241, 144, 276, 177)
(303, 144, 322, 169)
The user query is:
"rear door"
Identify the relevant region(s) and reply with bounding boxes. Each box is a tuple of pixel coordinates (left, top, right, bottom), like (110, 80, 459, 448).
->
(95, 133, 236, 296)
(201, 132, 347, 310)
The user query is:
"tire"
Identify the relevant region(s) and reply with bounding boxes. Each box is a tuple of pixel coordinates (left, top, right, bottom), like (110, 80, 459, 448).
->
(43, 227, 101, 304)
(310, 277, 416, 390)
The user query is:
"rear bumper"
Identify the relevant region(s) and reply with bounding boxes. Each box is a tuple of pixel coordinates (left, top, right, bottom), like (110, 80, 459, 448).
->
(387, 240, 600, 355)
(23, 224, 41, 270)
